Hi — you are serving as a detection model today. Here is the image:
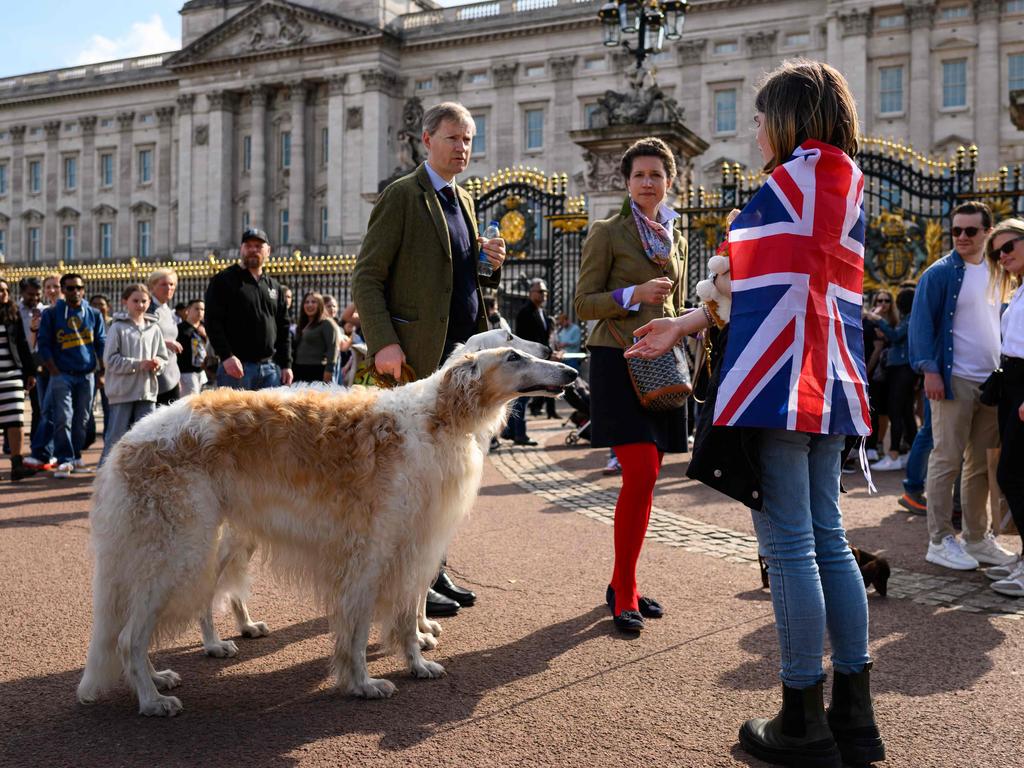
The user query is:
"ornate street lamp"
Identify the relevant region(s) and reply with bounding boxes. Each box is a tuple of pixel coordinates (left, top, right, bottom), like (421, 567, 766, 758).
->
(599, 0, 688, 69)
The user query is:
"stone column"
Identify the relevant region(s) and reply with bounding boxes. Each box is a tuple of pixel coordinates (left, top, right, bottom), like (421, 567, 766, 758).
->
(975, 0, 1000, 173)
(175, 94, 195, 257)
(43, 120, 61, 259)
(155, 106, 175, 258)
(326, 74, 346, 246)
(287, 81, 308, 246)
(359, 69, 398, 197)
(839, 10, 870, 126)
(550, 56, 577, 175)
(207, 90, 236, 251)
(78, 116, 97, 260)
(116, 111, 135, 258)
(825, 14, 841, 67)
(676, 40, 705, 123)
(248, 84, 268, 232)
(491, 62, 518, 168)
(907, 1, 935, 154)
(437, 69, 462, 99)
(8, 125, 25, 263)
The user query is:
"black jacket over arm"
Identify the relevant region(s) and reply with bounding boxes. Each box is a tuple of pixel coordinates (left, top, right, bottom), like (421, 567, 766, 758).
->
(515, 303, 551, 346)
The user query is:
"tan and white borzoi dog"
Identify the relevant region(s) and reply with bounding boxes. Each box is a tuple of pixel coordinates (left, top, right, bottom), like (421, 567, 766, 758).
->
(77, 347, 575, 716)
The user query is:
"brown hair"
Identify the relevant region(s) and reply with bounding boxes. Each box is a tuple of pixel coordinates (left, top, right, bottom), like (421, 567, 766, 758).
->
(754, 59, 859, 171)
(985, 217, 1024, 303)
(298, 291, 327, 337)
(871, 288, 898, 325)
(121, 283, 150, 301)
(620, 137, 677, 183)
(951, 201, 993, 230)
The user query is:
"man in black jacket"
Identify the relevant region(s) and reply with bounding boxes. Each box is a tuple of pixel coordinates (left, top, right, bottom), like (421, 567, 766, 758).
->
(516, 278, 557, 419)
(205, 228, 293, 390)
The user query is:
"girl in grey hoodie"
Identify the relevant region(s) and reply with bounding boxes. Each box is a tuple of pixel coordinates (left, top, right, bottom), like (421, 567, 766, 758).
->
(100, 283, 168, 464)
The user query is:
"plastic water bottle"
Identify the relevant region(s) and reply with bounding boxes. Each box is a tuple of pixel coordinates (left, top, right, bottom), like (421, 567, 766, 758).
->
(478, 220, 500, 277)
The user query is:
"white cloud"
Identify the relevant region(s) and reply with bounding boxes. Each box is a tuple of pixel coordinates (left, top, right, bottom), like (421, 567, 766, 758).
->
(71, 14, 180, 66)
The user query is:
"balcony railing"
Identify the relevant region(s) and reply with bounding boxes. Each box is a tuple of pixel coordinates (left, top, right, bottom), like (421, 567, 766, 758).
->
(0, 53, 173, 93)
(397, 0, 596, 32)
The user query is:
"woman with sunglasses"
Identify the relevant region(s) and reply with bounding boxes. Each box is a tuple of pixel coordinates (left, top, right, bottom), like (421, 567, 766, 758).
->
(983, 218, 1024, 596)
(868, 288, 918, 471)
(864, 290, 897, 462)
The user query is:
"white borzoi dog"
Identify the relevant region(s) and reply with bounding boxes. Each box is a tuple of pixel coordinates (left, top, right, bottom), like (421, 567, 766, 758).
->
(77, 347, 576, 716)
(194, 328, 554, 659)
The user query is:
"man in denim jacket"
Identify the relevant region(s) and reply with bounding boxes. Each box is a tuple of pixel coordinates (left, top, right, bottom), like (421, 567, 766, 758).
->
(909, 202, 1015, 571)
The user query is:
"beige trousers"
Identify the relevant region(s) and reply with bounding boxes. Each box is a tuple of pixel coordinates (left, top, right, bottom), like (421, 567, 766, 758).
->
(926, 375, 1000, 544)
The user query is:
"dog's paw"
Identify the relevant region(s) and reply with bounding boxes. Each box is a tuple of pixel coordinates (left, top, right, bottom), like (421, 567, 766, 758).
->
(139, 694, 183, 717)
(418, 617, 443, 637)
(417, 631, 439, 651)
(239, 621, 270, 638)
(348, 678, 397, 699)
(151, 669, 181, 691)
(203, 639, 238, 658)
(410, 659, 446, 679)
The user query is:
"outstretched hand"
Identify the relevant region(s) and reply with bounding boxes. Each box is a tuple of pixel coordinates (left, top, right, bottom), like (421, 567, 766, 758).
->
(624, 317, 685, 359)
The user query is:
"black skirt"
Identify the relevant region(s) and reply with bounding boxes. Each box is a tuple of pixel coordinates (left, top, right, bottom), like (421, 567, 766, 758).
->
(588, 345, 688, 452)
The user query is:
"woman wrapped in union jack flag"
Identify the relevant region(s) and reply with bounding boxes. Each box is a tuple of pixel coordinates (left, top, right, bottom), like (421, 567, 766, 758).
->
(628, 59, 885, 768)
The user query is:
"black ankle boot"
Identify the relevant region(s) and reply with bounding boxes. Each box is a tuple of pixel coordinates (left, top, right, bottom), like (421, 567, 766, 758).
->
(827, 664, 885, 766)
(738, 680, 841, 767)
(10, 455, 38, 482)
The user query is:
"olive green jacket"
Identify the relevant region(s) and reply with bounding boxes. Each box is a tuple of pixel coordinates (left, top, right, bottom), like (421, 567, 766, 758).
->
(352, 163, 501, 379)
(574, 198, 688, 349)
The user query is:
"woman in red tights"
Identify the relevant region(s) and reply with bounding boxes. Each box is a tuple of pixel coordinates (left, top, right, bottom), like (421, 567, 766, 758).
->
(573, 137, 689, 632)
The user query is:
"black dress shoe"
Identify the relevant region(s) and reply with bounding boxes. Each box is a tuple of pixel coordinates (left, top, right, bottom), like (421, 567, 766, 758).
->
(613, 610, 644, 632)
(433, 570, 476, 607)
(513, 438, 538, 446)
(606, 584, 664, 619)
(425, 588, 460, 617)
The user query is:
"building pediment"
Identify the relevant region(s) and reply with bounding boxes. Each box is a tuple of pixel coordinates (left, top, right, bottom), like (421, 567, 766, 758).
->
(56, 206, 80, 220)
(131, 201, 157, 215)
(92, 204, 118, 217)
(165, 0, 379, 69)
(933, 36, 976, 51)
(21, 208, 44, 222)
(0, 212, 9, 225)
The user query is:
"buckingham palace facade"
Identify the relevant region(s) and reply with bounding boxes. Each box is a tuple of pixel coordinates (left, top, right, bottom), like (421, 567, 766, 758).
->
(1, 0, 1023, 264)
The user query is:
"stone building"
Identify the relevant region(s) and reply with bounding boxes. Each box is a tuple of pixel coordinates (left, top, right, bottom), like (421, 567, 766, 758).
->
(0, 0, 1022, 264)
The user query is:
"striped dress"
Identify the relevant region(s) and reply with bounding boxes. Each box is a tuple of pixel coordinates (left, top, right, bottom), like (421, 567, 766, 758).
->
(0, 323, 25, 429)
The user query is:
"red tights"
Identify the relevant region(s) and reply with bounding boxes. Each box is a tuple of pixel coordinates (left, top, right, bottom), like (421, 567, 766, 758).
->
(610, 442, 664, 615)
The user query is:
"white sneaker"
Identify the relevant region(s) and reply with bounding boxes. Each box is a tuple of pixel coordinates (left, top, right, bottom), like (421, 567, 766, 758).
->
(870, 455, 902, 471)
(964, 533, 1018, 566)
(23, 456, 52, 469)
(865, 448, 879, 461)
(984, 556, 1022, 581)
(899, 454, 909, 469)
(991, 561, 1024, 598)
(602, 456, 621, 475)
(53, 462, 75, 479)
(73, 458, 94, 474)
(926, 535, 980, 570)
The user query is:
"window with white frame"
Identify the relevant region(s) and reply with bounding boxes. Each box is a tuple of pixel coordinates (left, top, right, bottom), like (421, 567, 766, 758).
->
(99, 222, 112, 259)
(280, 208, 289, 243)
(1010, 54, 1024, 91)
(64, 156, 77, 190)
(63, 225, 76, 260)
(243, 135, 252, 172)
(467, 72, 488, 85)
(942, 59, 967, 108)
(583, 57, 607, 71)
(713, 40, 738, 55)
(472, 114, 487, 155)
(321, 206, 328, 242)
(28, 227, 40, 261)
(321, 127, 329, 166)
(137, 220, 151, 258)
(100, 118, 113, 128)
(139, 113, 154, 124)
(879, 66, 904, 114)
(242, 211, 250, 231)
(1009, 0, 1024, 12)
(785, 32, 810, 47)
(877, 13, 906, 28)
(584, 103, 602, 128)
(100, 152, 113, 187)
(714, 89, 737, 133)
(525, 108, 544, 150)
(0, 229, 6, 257)
(939, 4, 969, 20)
(281, 131, 291, 168)
(0, 163, 7, 195)
(415, 78, 433, 92)
(28, 160, 41, 194)
(137, 148, 152, 184)
(524, 64, 545, 78)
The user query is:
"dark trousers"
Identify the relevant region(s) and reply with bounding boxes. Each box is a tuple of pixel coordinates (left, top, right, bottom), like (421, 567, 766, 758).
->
(996, 358, 1024, 551)
(293, 363, 327, 383)
(885, 363, 918, 454)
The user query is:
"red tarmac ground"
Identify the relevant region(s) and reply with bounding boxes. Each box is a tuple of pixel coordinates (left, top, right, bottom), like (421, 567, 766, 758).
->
(1, 416, 1022, 768)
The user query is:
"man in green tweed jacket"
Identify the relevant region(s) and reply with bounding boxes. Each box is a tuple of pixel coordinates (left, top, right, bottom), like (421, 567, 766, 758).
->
(352, 101, 506, 617)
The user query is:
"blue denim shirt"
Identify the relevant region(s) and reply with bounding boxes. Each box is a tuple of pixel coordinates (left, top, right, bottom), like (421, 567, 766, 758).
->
(908, 250, 965, 399)
(877, 316, 909, 367)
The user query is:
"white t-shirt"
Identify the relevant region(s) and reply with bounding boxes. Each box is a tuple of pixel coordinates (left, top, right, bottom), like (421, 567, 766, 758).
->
(952, 260, 1001, 382)
(1002, 284, 1024, 359)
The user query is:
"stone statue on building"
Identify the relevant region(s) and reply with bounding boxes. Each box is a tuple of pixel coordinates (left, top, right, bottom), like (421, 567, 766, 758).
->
(1012, 89, 1024, 131)
(393, 96, 425, 175)
(591, 65, 685, 127)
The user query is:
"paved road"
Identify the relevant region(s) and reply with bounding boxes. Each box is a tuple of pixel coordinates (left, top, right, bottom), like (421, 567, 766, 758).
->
(1, 416, 1021, 767)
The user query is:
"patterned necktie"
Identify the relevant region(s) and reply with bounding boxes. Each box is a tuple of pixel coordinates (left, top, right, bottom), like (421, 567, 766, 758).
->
(438, 185, 457, 208)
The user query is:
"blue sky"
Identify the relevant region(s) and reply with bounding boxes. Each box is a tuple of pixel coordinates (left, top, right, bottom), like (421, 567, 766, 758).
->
(0, 0, 468, 78)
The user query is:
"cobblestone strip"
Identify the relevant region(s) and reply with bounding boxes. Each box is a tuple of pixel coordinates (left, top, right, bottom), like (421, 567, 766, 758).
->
(489, 426, 1024, 621)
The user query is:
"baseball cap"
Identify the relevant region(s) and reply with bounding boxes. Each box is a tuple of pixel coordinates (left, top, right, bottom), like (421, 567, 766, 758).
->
(241, 227, 270, 244)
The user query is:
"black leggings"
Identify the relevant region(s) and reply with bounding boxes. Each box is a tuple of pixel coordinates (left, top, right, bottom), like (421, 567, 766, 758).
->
(885, 364, 917, 454)
(996, 359, 1024, 551)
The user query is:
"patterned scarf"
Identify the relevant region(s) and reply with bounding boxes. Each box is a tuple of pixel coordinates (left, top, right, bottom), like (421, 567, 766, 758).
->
(630, 199, 673, 268)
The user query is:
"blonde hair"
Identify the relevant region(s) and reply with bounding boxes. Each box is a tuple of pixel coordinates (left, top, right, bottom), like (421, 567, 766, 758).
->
(754, 59, 860, 172)
(146, 267, 178, 288)
(985, 218, 1024, 303)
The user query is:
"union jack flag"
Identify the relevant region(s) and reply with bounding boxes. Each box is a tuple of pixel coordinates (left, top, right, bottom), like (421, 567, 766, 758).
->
(713, 140, 871, 436)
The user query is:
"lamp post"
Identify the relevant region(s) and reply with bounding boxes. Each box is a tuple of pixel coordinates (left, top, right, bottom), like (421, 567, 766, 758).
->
(598, 0, 688, 71)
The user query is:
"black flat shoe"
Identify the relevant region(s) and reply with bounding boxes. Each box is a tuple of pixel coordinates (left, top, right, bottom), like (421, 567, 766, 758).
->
(425, 588, 460, 617)
(613, 610, 644, 633)
(513, 438, 538, 446)
(433, 570, 476, 607)
(606, 585, 664, 619)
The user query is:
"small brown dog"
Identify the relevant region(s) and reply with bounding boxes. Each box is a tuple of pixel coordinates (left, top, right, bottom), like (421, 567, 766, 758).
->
(758, 546, 890, 597)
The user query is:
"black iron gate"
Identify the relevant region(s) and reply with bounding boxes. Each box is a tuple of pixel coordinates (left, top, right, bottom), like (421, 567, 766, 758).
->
(679, 140, 1024, 297)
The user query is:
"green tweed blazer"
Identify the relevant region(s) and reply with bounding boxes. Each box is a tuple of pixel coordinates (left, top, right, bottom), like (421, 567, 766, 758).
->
(574, 197, 688, 349)
(352, 163, 501, 380)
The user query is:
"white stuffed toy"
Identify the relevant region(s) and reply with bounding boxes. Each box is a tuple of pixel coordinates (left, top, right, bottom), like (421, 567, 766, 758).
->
(695, 251, 731, 327)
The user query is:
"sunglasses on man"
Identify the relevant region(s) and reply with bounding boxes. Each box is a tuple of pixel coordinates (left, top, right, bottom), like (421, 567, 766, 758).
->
(951, 227, 980, 238)
(991, 236, 1024, 257)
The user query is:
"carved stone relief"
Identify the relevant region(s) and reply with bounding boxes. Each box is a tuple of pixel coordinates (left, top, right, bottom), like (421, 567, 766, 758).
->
(582, 149, 623, 193)
(194, 125, 209, 145)
(346, 106, 363, 130)
(247, 7, 308, 51)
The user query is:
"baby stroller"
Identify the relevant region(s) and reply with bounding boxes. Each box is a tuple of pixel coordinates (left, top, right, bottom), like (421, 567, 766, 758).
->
(563, 377, 592, 445)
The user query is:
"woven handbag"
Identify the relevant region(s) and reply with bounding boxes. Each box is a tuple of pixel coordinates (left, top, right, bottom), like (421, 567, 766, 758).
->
(353, 358, 417, 388)
(608, 322, 691, 411)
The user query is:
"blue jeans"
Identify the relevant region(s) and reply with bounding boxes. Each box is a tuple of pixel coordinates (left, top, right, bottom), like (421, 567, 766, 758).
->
(216, 361, 281, 391)
(100, 400, 156, 465)
(753, 429, 871, 689)
(902, 399, 932, 495)
(49, 372, 95, 464)
(30, 373, 55, 462)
